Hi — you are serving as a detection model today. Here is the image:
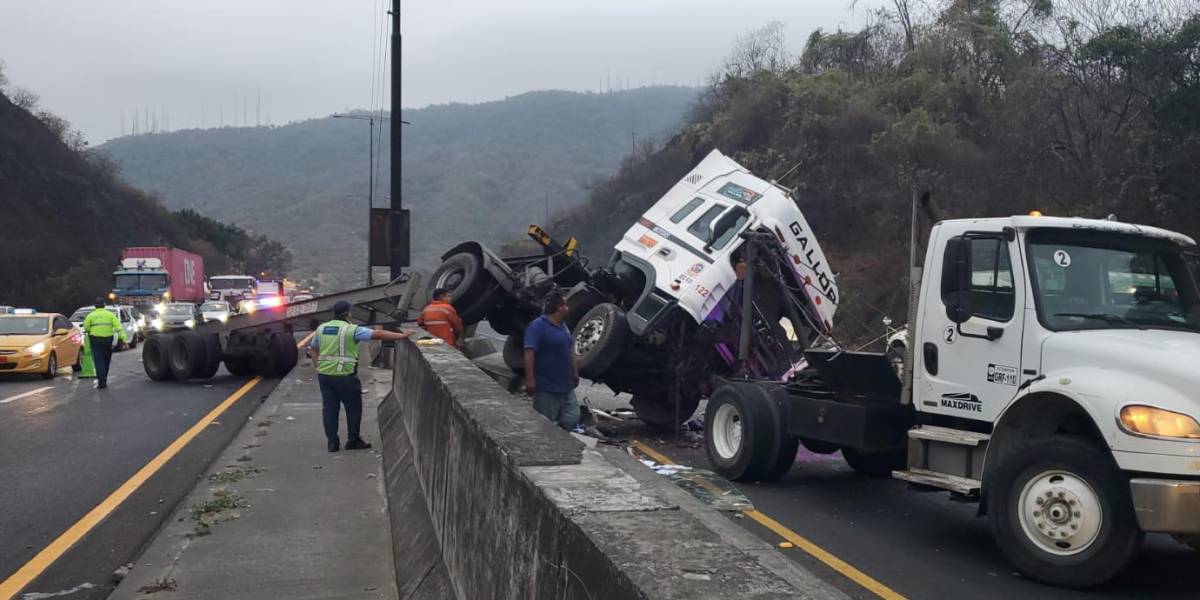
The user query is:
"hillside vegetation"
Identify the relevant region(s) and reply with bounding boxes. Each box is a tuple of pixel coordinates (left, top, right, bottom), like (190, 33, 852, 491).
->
(0, 70, 290, 312)
(558, 1, 1200, 343)
(100, 87, 698, 290)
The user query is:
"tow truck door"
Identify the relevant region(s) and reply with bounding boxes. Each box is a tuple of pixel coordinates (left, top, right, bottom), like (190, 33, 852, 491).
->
(917, 223, 1026, 423)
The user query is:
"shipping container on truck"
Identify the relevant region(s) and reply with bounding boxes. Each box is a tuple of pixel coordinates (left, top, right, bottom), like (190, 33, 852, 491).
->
(111, 247, 205, 310)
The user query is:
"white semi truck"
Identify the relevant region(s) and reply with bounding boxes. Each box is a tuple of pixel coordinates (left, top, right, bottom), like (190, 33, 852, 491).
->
(705, 210, 1200, 587)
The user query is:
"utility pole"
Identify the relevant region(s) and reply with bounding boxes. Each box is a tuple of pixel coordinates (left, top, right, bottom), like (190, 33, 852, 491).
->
(389, 0, 406, 280)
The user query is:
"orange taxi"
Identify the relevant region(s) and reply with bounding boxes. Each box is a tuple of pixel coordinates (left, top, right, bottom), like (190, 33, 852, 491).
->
(0, 311, 83, 378)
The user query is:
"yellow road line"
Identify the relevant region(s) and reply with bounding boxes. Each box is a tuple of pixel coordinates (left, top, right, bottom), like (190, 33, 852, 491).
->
(0, 376, 263, 600)
(629, 440, 908, 600)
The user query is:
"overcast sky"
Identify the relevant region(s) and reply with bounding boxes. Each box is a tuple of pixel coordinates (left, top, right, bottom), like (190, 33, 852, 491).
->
(0, 0, 879, 145)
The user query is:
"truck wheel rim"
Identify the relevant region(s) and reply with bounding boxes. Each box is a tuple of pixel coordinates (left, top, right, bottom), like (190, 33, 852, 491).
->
(711, 403, 743, 460)
(573, 316, 605, 357)
(1017, 469, 1103, 556)
(437, 269, 465, 292)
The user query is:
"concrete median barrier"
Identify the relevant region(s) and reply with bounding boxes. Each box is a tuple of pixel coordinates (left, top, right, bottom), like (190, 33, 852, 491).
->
(379, 340, 849, 600)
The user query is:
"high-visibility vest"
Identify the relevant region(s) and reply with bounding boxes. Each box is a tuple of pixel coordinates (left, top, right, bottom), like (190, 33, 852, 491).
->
(418, 301, 462, 346)
(83, 308, 125, 340)
(316, 319, 360, 376)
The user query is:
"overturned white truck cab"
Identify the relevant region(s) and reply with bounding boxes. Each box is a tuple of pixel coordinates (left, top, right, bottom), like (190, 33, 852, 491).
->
(428, 149, 836, 429)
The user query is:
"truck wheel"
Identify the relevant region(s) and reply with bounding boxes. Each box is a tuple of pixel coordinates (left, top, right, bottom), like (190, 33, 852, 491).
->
(572, 303, 628, 380)
(430, 252, 502, 325)
(704, 383, 778, 481)
(631, 394, 701, 432)
(841, 447, 906, 477)
(143, 334, 174, 381)
(987, 435, 1143, 588)
(503, 333, 525, 372)
(224, 353, 256, 377)
(801, 438, 840, 455)
(258, 333, 298, 378)
(195, 334, 222, 379)
(169, 331, 207, 381)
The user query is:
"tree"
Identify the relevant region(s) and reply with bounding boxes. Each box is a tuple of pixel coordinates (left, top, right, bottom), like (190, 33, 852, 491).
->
(724, 21, 792, 77)
(9, 87, 39, 110)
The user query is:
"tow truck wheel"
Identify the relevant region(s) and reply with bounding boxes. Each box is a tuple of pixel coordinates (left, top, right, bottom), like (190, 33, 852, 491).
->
(704, 383, 778, 481)
(988, 435, 1142, 588)
(572, 303, 628, 379)
(143, 334, 174, 380)
(168, 331, 208, 381)
(430, 252, 502, 325)
(502, 333, 525, 372)
(841, 447, 906, 477)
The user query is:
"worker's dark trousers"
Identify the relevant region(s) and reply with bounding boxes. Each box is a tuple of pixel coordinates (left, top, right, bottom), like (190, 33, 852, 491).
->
(317, 373, 363, 444)
(90, 336, 114, 386)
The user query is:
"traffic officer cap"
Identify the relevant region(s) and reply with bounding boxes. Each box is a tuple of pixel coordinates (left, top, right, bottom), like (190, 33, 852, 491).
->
(333, 301, 352, 317)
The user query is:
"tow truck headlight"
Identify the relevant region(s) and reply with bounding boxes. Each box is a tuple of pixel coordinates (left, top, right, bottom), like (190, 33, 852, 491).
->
(1119, 405, 1200, 440)
(26, 342, 46, 355)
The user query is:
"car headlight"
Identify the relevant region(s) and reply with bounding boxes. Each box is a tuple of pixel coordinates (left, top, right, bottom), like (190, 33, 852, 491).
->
(185, 319, 195, 328)
(26, 341, 46, 355)
(153, 318, 164, 330)
(1119, 405, 1200, 440)
(219, 314, 229, 323)
(155, 303, 167, 314)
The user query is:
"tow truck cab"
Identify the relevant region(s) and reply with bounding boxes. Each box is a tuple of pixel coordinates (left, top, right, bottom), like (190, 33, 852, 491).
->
(706, 214, 1200, 588)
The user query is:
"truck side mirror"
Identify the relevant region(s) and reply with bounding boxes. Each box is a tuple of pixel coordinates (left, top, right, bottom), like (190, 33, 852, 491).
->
(706, 206, 750, 252)
(942, 237, 973, 324)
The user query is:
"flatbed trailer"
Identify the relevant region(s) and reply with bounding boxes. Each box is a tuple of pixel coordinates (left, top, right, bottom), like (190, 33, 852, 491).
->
(140, 275, 421, 382)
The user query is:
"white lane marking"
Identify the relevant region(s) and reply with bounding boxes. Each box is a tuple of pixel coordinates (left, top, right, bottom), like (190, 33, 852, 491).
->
(0, 386, 54, 404)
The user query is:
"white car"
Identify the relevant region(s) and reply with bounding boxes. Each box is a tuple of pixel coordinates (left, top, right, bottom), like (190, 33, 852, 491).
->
(199, 301, 232, 323)
(68, 305, 139, 350)
(429, 149, 836, 429)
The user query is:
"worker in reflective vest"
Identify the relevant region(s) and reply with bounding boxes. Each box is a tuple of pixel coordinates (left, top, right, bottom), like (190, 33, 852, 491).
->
(82, 299, 128, 389)
(418, 288, 464, 348)
(309, 300, 410, 453)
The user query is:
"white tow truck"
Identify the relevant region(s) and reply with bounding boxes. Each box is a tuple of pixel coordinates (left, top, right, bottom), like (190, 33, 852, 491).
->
(705, 210, 1200, 587)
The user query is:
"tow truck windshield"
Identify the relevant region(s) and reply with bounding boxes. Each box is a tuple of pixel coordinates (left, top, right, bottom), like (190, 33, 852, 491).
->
(114, 274, 167, 291)
(0, 316, 49, 335)
(1028, 230, 1200, 332)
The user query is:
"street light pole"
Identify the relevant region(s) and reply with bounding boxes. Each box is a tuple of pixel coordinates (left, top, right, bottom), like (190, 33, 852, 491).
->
(333, 113, 389, 286)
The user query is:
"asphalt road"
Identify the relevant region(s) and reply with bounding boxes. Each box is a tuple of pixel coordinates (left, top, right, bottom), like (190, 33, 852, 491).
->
(619, 425, 1200, 600)
(0, 346, 278, 600)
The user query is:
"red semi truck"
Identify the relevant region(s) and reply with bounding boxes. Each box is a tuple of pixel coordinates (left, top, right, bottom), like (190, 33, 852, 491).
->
(111, 247, 206, 310)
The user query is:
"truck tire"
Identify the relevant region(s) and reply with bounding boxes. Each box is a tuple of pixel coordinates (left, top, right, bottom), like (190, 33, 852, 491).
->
(572, 303, 628, 380)
(257, 333, 298, 378)
(429, 252, 502, 325)
(502, 333, 525, 372)
(704, 383, 778, 481)
(800, 438, 840, 455)
(224, 353, 256, 377)
(841, 447, 906, 477)
(143, 334, 174, 381)
(631, 394, 701, 432)
(195, 334, 223, 379)
(169, 331, 207, 381)
(987, 435, 1143, 588)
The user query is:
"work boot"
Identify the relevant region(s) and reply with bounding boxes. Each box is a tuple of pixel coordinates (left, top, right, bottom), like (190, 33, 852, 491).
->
(345, 438, 372, 450)
(327, 440, 340, 453)
(97, 381, 107, 389)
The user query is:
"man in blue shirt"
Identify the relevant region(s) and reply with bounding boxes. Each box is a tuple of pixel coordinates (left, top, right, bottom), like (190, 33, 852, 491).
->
(310, 301, 410, 452)
(523, 291, 580, 429)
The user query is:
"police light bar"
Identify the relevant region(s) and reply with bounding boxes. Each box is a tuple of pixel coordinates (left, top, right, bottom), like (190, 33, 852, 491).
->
(13, 308, 36, 315)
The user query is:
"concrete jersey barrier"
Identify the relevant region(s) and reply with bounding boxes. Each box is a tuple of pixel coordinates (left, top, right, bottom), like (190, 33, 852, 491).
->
(380, 339, 848, 599)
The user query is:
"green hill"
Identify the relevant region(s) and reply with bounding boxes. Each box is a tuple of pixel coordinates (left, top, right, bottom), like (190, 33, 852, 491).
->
(99, 87, 699, 290)
(0, 80, 288, 312)
(556, 5, 1200, 344)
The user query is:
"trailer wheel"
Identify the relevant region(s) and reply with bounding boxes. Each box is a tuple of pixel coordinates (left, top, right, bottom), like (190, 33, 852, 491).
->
(168, 331, 207, 381)
(988, 435, 1142, 588)
(429, 252, 502, 325)
(224, 353, 256, 377)
(572, 303, 628, 379)
(841, 447, 906, 477)
(257, 333, 298, 378)
(502, 333, 525, 372)
(704, 383, 778, 481)
(195, 334, 223, 379)
(143, 334, 174, 381)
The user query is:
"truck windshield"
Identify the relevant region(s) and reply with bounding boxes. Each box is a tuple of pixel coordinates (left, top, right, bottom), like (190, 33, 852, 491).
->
(212, 278, 254, 290)
(114, 274, 167, 291)
(1028, 230, 1200, 332)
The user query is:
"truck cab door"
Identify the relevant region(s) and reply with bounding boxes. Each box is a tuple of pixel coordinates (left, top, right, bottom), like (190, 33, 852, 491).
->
(917, 225, 1025, 423)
